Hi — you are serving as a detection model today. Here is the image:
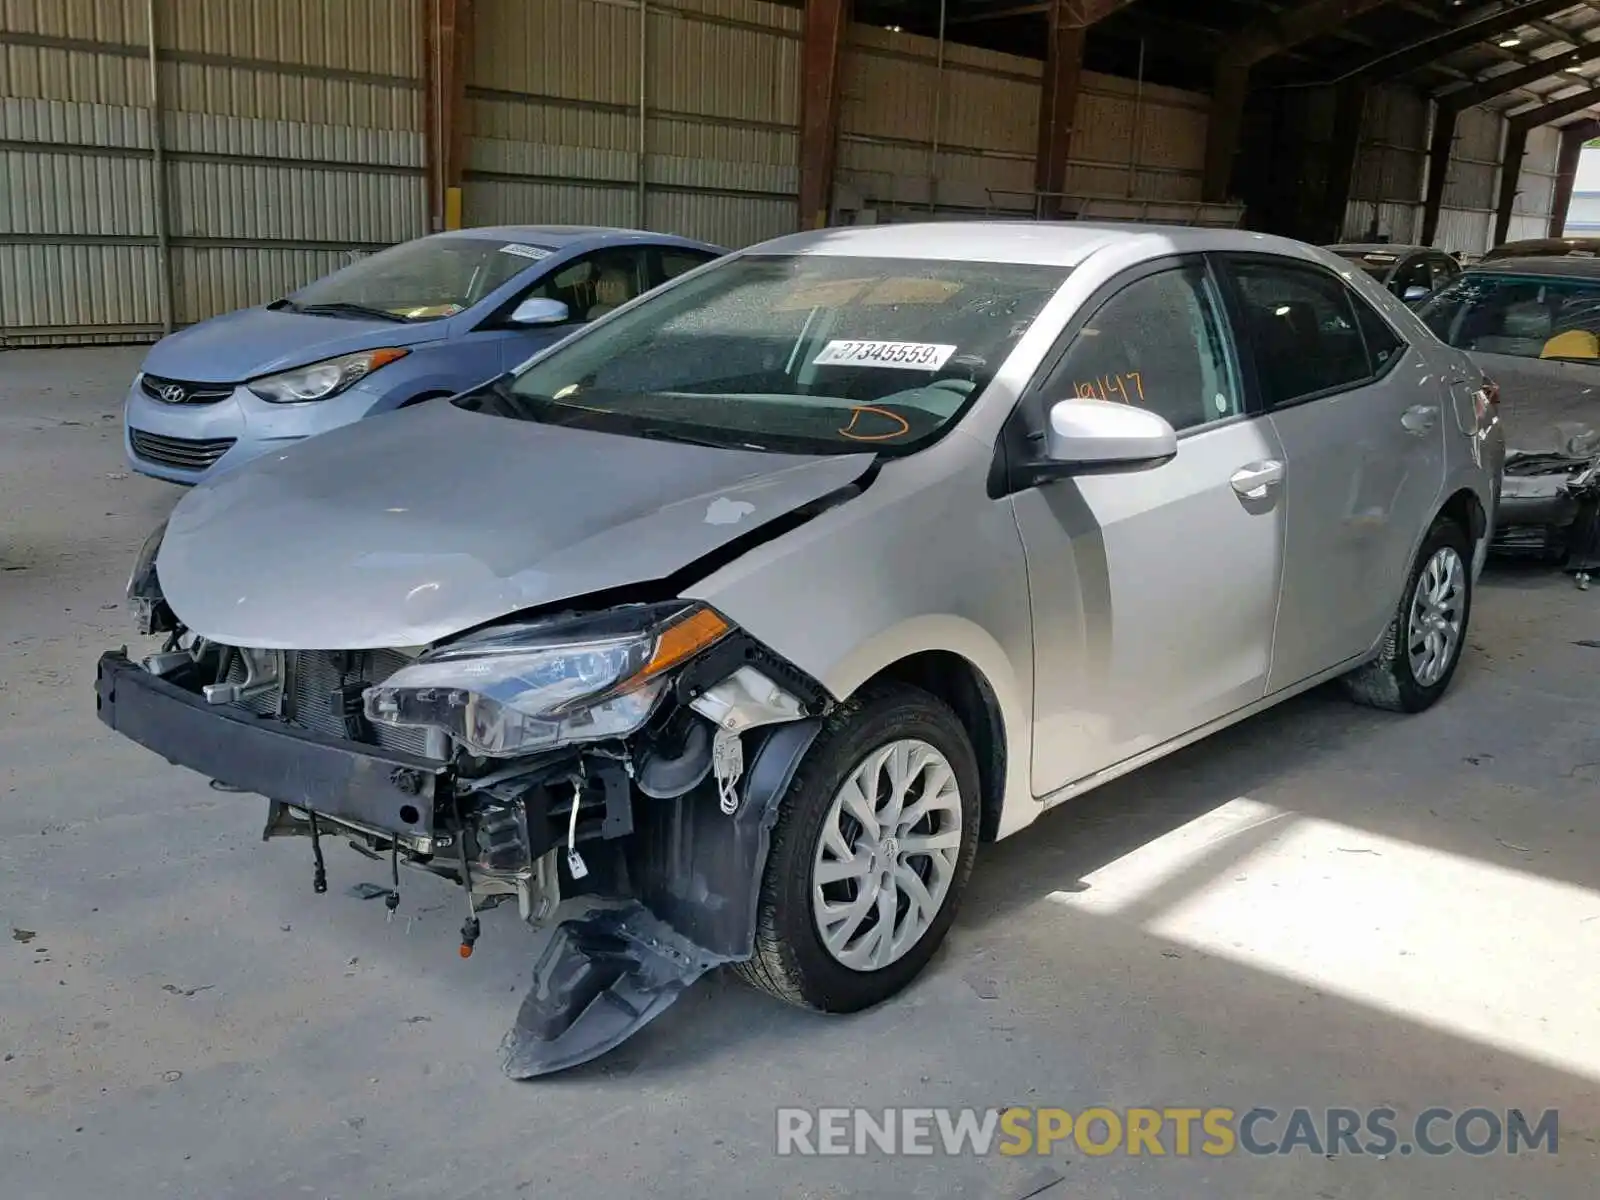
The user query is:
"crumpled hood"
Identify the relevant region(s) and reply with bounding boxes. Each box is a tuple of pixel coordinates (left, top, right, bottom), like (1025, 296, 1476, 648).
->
(141, 305, 443, 382)
(157, 401, 874, 649)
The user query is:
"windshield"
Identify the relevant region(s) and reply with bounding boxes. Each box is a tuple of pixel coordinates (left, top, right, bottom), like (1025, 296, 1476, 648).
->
(1417, 272, 1600, 362)
(287, 236, 547, 321)
(1331, 250, 1398, 282)
(458, 254, 1069, 455)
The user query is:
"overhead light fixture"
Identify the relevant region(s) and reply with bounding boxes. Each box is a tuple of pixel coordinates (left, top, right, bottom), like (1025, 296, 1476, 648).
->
(1499, 36, 1522, 48)
(885, 24, 902, 32)
(1568, 65, 1586, 73)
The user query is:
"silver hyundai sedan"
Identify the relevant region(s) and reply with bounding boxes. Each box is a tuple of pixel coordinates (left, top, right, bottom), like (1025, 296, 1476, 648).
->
(98, 222, 1502, 1076)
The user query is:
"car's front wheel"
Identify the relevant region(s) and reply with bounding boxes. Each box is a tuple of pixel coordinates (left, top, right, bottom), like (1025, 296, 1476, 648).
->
(1343, 514, 1473, 712)
(733, 683, 980, 1012)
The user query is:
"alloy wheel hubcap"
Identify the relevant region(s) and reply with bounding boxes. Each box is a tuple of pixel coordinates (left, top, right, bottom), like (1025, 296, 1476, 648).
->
(811, 739, 963, 972)
(1407, 546, 1465, 687)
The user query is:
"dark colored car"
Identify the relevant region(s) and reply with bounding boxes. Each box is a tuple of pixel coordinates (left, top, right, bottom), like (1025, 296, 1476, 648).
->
(1328, 243, 1463, 306)
(1483, 237, 1600, 263)
(1416, 255, 1600, 571)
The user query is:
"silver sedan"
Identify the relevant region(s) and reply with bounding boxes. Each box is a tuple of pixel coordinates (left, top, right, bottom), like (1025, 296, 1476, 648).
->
(99, 221, 1503, 1075)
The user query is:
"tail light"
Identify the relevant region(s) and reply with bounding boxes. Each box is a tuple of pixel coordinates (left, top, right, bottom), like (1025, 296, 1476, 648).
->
(1473, 377, 1499, 431)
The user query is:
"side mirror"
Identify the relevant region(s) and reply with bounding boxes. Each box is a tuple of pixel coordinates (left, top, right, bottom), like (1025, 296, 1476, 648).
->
(1043, 397, 1177, 473)
(507, 297, 571, 327)
(1403, 285, 1430, 302)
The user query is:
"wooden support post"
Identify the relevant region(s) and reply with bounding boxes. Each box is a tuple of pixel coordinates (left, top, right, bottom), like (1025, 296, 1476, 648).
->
(798, 0, 849, 231)
(424, 0, 474, 234)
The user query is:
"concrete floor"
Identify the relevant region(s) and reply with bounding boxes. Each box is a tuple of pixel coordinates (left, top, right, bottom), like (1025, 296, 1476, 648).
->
(2, 347, 1599, 1199)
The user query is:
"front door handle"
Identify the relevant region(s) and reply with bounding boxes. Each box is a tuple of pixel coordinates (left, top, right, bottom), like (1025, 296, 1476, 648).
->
(1402, 404, 1439, 435)
(1230, 460, 1285, 500)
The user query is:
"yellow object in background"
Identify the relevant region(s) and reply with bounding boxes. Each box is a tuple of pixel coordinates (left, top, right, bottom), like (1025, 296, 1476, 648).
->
(1541, 329, 1599, 359)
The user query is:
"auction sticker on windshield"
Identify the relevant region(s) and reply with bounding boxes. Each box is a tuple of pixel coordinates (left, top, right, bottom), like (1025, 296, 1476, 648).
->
(813, 340, 957, 371)
(500, 243, 552, 260)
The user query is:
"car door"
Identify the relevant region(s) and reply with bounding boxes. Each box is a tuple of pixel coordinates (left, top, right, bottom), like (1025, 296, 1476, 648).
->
(1010, 257, 1288, 795)
(1217, 253, 1446, 694)
(478, 246, 655, 372)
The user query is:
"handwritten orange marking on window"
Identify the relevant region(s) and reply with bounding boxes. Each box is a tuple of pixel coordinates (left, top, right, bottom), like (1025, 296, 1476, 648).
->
(837, 405, 912, 441)
(1074, 371, 1144, 404)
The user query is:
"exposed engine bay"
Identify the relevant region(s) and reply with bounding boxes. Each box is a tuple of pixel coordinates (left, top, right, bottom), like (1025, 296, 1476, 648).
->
(1492, 423, 1600, 584)
(101, 525, 834, 1077)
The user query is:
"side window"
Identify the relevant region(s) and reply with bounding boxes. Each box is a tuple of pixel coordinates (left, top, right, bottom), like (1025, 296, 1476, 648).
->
(1430, 256, 1459, 292)
(1393, 257, 1433, 300)
(654, 247, 719, 286)
(1351, 291, 1406, 376)
(520, 248, 650, 322)
(1226, 259, 1372, 407)
(1043, 266, 1243, 434)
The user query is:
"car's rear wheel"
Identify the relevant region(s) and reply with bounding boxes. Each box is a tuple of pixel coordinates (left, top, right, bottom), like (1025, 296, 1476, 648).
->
(733, 683, 980, 1012)
(1343, 515, 1473, 713)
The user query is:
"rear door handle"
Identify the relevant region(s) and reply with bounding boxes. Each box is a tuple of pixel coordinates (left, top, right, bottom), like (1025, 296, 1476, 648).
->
(1402, 404, 1439, 435)
(1230, 460, 1285, 500)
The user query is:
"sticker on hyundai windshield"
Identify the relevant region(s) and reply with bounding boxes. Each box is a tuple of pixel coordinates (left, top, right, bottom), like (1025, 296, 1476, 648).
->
(499, 243, 552, 260)
(812, 340, 957, 371)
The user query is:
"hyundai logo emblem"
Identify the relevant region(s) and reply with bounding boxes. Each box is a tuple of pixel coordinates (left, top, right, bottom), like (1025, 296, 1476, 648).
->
(158, 383, 188, 404)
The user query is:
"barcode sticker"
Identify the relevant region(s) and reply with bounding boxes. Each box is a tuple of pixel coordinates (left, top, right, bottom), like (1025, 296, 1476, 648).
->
(499, 243, 552, 260)
(812, 340, 957, 371)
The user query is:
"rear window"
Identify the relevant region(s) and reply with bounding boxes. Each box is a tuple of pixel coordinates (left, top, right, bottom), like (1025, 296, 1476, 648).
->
(1332, 250, 1399, 281)
(1417, 272, 1600, 362)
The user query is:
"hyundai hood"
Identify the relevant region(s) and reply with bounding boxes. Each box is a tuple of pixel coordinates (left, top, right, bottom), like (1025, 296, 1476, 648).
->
(140, 305, 445, 383)
(155, 400, 875, 649)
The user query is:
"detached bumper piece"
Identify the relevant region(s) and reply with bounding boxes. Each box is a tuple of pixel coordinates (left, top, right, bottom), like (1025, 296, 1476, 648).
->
(94, 651, 447, 840)
(500, 902, 722, 1078)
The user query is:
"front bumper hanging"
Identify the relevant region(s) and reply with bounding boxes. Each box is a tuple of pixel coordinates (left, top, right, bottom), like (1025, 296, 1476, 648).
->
(95, 650, 447, 842)
(96, 648, 825, 1078)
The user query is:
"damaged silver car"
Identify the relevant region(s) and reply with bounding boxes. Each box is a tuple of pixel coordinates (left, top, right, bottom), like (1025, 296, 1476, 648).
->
(98, 223, 1500, 1076)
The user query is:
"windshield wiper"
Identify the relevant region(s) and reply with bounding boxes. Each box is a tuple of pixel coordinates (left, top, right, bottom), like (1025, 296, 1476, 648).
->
(636, 426, 767, 452)
(295, 302, 412, 323)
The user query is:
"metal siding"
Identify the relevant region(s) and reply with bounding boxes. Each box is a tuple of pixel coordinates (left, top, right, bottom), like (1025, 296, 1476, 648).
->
(162, 0, 422, 78)
(0, 0, 146, 40)
(0, 43, 148, 106)
(465, 0, 800, 247)
(171, 245, 356, 325)
(167, 160, 423, 242)
(645, 189, 792, 246)
(650, 3, 798, 126)
(0, 241, 160, 330)
(463, 177, 636, 227)
(1436, 207, 1494, 256)
(3, 0, 424, 341)
(0, 146, 155, 234)
(473, 0, 640, 105)
(1342, 200, 1419, 244)
(1513, 122, 1560, 218)
(837, 27, 1206, 213)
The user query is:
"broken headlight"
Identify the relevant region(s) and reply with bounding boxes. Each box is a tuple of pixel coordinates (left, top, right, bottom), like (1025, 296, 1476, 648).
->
(364, 602, 731, 757)
(126, 519, 176, 636)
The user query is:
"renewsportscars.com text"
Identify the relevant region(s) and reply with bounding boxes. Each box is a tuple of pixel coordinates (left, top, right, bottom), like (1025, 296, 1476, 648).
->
(775, 1106, 1559, 1158)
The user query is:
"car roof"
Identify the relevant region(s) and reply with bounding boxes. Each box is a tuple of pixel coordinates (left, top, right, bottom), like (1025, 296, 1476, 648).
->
(744, 221, 1328, 267)
(1485, 237, 1600, 259)
(1466, 255, 1600, 279)
(1328, 243, 1430, 257)
(433, 225, 720, 251)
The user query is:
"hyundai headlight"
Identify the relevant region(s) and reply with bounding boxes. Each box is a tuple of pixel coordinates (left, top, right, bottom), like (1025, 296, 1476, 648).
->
(247, 348, 409, 403)
(364, 603, 732, 757)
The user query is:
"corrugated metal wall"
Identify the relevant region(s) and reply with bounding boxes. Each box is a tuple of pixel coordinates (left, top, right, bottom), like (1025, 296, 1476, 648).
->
(1341, 85, 1429, 245)
(0, 0, 424, 345)
(833, 26, 1222, 223)
(463, 0, 800, 250)
(1505, 121, 1560, 245)
(1436, 104, 1505, 256)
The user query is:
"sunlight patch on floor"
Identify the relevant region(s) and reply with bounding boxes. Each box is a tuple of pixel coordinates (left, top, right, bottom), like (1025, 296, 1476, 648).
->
(1054, 797, 1600, 1082)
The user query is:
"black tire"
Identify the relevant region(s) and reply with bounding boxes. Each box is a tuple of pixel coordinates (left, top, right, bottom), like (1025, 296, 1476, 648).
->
(732, 682, 981, 1012)
(1342, 515, 1473, 713)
